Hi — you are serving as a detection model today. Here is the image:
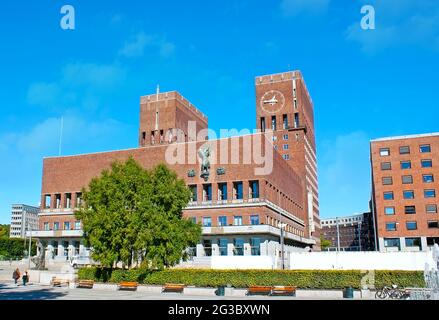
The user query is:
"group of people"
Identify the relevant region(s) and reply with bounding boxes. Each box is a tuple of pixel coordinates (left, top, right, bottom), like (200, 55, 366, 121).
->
(12, 268, 30, 286)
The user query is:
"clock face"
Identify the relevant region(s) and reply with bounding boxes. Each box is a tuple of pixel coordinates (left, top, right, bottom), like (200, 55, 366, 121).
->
(260, 90, 285, 113)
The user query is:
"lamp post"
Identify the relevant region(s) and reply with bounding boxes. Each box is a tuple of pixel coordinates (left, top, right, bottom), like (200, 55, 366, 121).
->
(336, 217, 340, 252)
(278, 222, 286, 270)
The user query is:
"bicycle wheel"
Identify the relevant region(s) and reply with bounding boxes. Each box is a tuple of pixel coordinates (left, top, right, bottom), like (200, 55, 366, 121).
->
(375, 289, 388, 299)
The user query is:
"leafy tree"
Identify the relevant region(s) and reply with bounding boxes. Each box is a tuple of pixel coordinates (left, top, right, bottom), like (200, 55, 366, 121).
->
(320, 235, 332, 251)
(75, 158, 201, 269)
(0, 224, 10, 239)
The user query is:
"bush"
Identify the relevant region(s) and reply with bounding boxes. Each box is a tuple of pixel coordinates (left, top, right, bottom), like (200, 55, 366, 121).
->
(78, 268, 425, 289)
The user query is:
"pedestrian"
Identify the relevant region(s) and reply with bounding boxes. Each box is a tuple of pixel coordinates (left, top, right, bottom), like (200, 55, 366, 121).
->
(12, 268, 20, 285)
(22, 270, 29, 286)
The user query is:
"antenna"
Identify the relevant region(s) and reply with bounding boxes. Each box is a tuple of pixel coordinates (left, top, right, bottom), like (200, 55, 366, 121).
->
(58, 116, 64, 156)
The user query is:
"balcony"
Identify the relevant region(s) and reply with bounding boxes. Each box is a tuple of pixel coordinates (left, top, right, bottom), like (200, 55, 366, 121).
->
(25, 229, 83, 238)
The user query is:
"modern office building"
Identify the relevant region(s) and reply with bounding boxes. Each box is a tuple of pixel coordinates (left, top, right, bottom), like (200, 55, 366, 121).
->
(9, 204, 39, 238)
(321, 212, 375, 251)
(30, 71, 320, 266)
(370, 133, 439, 252)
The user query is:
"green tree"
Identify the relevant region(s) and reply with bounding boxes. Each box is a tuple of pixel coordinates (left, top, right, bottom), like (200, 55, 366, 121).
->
(0, 224, 10, 239)
(320, 235, 332, 251)
(75, 158, 201, 270)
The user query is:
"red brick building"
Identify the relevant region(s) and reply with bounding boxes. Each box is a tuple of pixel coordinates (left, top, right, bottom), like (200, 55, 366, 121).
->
(32, 71, 320, 266)
(371, 133, 439, 251)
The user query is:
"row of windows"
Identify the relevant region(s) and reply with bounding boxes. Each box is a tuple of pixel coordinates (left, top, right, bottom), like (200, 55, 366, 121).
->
(191, 215, 260, 227)
(189, 181, 259, 202)
(43, 221, 81, 231)
(382, 174, 434, 185)
(201, 238, 262, 256)
(386, 221, 438, 231)
(381, 159, 433, 170)
(384, 204, 437, 215)
(44, 193, 82, 209)
(260, 113, 300, 132)
(383, 189, 436, 200)
(379, 144, 431, 156)
(272, 134, 290, 141)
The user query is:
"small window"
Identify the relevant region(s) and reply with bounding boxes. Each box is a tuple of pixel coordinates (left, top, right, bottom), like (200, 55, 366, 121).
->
(386, 222, 397, 231)
(203, 217, 212, 227)
(233, 216, 243, 226)
(403, 190, 415, 199)
(44, 222, 49, 231)
(402, 175, 413, 184)
(426, 204, 438, 213)
(421, 159, 432, 168)
(406, 222, 417, 230)
(189, 185, 198, 202)
(384, 207, 395, 215)
(54, 222, 60, 231)
(282, 154, 290, 160)
(382, 177, 393, 185)
(423, 174, 434, 183)
(399, 146, 410, 154)
(405, 206, 416, 214)
(428, 221, 439, 229)
(74, 221, 81, 230)
(405, 237, 421, 247)
(250, 215, 260, 225)
(400, 161, 411, 169)
(283, 144, 289, 150)
(420, 144, 431, 153)
(380, 148, 390, 156)
(63, 222, 70, 230)
(424, 189, 436, 198)
(282, 114, 288, 129)
(218, 216, 227, 226)
(381, 162, 391, 170)
(383, 191, 394, 200)
(283, 134, 289, 140)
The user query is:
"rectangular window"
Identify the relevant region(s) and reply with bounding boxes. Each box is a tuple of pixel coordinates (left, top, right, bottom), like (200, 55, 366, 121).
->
(386, 222, 397, 231)
(405, 206, 416, 214)
(44, 195, 51, 209)
(406, 221, 417, 230)
(65, 193, 72, 209)
(250, 238, 261, 256)
(233, 216, 243, 226)
(282, 154, 290, 160)
(189, 185, 197, 202)
(399, 146, 410, 154)
(384, 207, 395, 215)
(54, 222, 60, 231)
(218, 183, 227, 200)
(283, 114, 288, 129)
(218, 216, 227, 226)
(423, 174, 434, 183)
(218, 239, 228, 256)
(403, 190, 415, 199)
(294, 113, 299, 128)
(405, 237, 421, 247)
(233, 238, 244, 256)
(260, 117, 265, 132)
(382, 177, 393, 185)
(400, 161, 411, 169)
(428, 221, 439, 229)
(420, 144, 431, 153)
(283, 144, 289, 150)
(294, 99, 297, 109)
(421, 159, 432, 168)
(233, 182, 243, 200)
(151, 131, 155, 145)
(381, 162, 391, 170)
(424, 189, 436, 198)
(76, 193, 82, 208)
(203, 184, 212, 201)
(249, 180, 259, 199)
(44, 222, 49, 231)
(271, 116, 277, 131)
(380, 148, 390, 156)
(383, 191, 394, 200)
(402, 175, 413, 184)
(283, 134, 289, 140)
(74, 221, 81, 230)
(63, 222, 70, 230)
(202, 217, 212, 227)
(426, 204, 438, 213)
(250, 215, 260, 225)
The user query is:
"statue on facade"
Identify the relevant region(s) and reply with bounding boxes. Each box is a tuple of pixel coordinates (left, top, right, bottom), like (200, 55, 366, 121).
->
(198, 145, 211, 181)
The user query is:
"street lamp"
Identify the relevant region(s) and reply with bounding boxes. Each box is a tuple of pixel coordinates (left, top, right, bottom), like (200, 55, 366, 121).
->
(336, 217, 340, 252)
(278, 222, 287, 270)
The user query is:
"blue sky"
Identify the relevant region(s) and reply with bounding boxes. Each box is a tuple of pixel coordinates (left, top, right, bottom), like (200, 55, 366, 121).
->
(1, 0, 439, 223)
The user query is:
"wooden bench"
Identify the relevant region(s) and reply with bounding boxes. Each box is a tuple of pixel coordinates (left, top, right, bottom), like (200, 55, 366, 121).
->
(118, 281, 138, 291)
(246, 286, 273, 296)
(51, 277, 70, 287)
(76, 279, 94, 289)
(271, 286, 296, 296)
(162, 283, 185, 293)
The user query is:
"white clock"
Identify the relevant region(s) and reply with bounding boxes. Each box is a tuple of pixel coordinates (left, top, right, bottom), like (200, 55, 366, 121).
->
(260, 90, 285, 113)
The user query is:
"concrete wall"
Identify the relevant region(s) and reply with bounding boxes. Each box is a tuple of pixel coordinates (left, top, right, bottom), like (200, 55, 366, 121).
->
(289, 251, 435, 271)
(211, 256, 275, 269)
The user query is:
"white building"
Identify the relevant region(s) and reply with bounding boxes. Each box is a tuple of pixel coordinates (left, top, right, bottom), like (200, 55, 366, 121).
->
(9, 204, 39, 238)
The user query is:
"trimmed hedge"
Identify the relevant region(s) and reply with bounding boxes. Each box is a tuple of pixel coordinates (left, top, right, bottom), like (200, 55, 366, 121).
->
(78, 268, 425, 289)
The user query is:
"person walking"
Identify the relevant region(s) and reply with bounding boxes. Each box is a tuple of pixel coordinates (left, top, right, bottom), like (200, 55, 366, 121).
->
(22, 270, 29, 286)
(12, 268, 20, 285)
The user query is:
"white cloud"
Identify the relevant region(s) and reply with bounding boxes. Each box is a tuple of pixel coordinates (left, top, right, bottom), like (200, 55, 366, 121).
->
(346, 0, 439, 53)
(118, 32, 175, 58)
(61, 62, 126, 88)
(280, 0, 330, 17)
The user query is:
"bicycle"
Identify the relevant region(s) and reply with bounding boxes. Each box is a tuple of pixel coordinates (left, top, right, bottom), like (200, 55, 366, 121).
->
(375, 285, 405, 299)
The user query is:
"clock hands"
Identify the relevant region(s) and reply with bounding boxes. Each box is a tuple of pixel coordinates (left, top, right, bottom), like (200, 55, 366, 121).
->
(262, 95, 278, 106)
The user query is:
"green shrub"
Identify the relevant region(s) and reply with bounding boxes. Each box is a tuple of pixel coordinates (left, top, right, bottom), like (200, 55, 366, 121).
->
(78, 268, 425, 289)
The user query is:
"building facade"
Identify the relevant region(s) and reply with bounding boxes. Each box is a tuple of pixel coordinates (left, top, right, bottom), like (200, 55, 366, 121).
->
(370, 133, 439, 252)
(9, 204, 39, 238)
(30, 71, 320, 266)
(321, 212, 375, 251)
